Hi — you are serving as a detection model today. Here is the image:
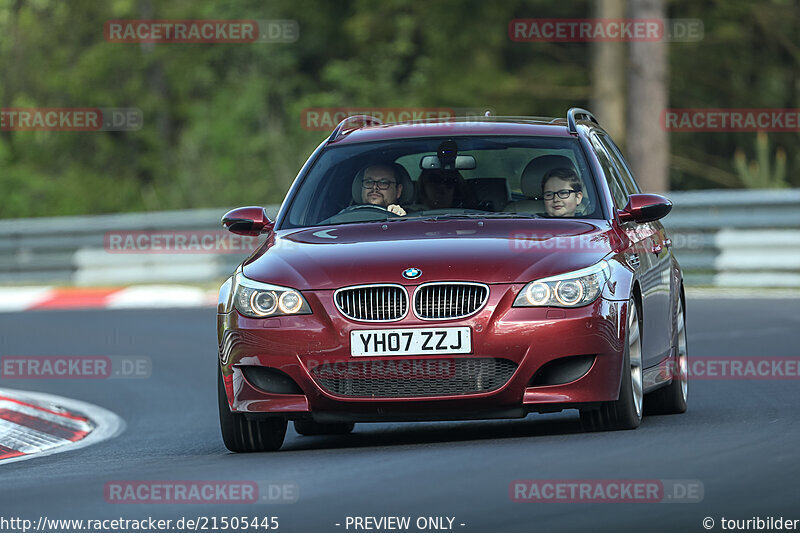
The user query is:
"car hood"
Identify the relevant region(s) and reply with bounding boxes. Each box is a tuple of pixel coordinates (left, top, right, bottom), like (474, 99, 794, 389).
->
(242, 219, 619, 290)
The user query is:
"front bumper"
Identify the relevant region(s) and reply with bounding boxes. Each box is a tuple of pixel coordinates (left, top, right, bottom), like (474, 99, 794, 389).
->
(218, 284, 627, 422)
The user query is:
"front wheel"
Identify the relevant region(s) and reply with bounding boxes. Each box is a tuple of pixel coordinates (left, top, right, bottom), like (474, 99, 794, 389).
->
(645, 294, 688, 415)
(580, 297, 643, 431)
(218, 367, 287, 452)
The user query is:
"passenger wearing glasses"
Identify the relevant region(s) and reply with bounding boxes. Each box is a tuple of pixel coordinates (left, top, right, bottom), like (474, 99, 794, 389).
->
(541, 167, 584, 217)
(358, 164, 407, 216)
(416, 169, 475, 210)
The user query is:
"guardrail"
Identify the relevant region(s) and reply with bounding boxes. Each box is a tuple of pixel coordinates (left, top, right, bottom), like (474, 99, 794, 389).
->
(0, 207, 278, 286)
(0, 189, 798, 288)
(660, 189, 800, 287)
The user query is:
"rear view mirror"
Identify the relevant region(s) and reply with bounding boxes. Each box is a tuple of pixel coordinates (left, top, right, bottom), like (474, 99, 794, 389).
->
(222, 206, 274, 237)
(618, 194, 673, 223)
(420, 155, 476, 170)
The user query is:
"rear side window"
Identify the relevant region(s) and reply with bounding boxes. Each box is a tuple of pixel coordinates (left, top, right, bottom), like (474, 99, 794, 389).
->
(590, 133, 628, 210)
(596, 133, 641, 195)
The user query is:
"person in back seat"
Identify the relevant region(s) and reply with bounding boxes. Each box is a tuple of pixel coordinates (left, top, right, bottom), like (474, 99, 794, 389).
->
(416, 169, 476, 209)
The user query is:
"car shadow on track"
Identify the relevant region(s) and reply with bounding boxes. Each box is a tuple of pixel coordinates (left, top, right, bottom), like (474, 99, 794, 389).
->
(280, 412, 586, 452)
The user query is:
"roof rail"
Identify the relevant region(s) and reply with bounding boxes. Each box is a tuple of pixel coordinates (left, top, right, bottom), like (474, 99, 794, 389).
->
(327, 115, 383, 143)
(566, 107, 599, 134)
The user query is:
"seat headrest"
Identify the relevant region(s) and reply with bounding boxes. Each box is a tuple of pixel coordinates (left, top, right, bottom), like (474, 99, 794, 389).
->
(467, 178, 511, 211)
(352, 163, 414, 204)
(520, 155, 577, 199)
(503, 198, 543, 214)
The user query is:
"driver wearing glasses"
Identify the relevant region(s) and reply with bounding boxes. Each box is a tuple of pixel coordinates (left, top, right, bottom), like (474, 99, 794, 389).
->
(359, 164, 407, 216)
(542, 167, 584, 217)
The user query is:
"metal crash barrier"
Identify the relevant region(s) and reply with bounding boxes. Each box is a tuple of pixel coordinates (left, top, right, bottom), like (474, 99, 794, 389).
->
(1, 190, 798, 287)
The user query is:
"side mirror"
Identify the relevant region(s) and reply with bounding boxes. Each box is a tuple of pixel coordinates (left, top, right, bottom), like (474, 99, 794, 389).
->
(618, 194, 673, 223)
(221, 206, 274, 236)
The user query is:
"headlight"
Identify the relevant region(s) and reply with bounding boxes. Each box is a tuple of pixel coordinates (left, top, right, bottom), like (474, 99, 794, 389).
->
(513, 260, 610, 308)
(232, 273, 311, 318)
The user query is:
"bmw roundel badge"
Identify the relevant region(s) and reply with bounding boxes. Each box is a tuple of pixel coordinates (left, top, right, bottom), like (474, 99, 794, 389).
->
(402, 267, 422, 280)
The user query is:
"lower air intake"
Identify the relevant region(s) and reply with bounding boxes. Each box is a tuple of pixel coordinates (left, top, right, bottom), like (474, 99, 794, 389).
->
(310, 357, 517, 398)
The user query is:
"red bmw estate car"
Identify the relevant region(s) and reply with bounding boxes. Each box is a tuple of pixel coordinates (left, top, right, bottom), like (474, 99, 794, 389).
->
(216, 109, 688, 452)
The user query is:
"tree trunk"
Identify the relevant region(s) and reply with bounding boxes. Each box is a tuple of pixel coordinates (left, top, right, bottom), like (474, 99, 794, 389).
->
(591, 0, 627, 144)
(0, 0, 25, 156)
(627, 0, 669, 192)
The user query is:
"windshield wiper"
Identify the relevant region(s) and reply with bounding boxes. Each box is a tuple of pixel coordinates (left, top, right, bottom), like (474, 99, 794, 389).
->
(411, 213, 540, 221)
(315, 212, 540, 227)
(474, 213, 540, 219)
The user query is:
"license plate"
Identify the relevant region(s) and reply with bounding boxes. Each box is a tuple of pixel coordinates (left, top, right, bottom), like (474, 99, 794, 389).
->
(350, 327, 471, 356)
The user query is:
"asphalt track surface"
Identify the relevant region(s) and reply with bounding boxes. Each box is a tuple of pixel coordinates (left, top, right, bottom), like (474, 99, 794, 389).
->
(1, 297, 799, 533)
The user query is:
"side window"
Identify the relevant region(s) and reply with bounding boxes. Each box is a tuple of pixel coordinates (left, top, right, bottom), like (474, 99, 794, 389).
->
(590, 133, 628, 210)
(597, 134, 641, 195)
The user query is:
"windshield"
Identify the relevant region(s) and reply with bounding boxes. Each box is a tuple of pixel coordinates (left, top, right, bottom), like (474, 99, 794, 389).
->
(280, 136, 603, 229)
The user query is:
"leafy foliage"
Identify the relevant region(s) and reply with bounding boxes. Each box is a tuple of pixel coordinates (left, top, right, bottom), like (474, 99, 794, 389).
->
(0, 0, 797, 218)
(734, 132, 787, 188)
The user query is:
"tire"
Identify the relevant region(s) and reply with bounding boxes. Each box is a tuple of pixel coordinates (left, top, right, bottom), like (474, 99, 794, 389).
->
(293, 420, 355, 436)
(645, 294, 688, 415)
(580, 297, 643, 431)
(218, 367, 287, 452)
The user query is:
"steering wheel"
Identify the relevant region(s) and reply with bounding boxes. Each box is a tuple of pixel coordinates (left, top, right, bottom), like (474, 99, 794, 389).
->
(340, 204, 391, 213)
(318, 204, 399, 225)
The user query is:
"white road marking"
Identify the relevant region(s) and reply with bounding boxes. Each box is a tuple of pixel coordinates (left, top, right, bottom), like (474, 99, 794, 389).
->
(687, 287, 800, 299)
(106, 285, 214, 308)
(0, 419, 73, 452)
(0, 400, 93, 430)
(0, 388, 125, 465)
(0, 287, 54, 312)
